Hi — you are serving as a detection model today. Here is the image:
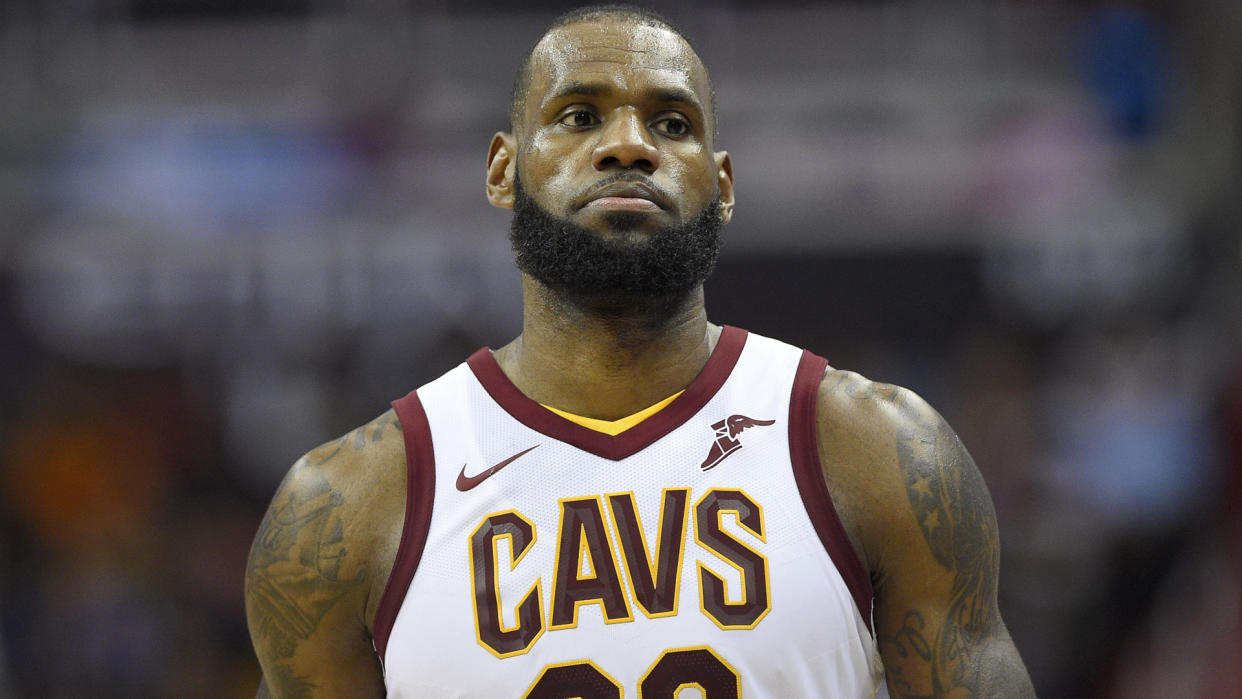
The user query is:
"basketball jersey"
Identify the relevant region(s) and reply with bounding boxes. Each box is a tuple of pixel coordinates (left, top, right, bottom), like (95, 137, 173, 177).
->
(374, 326, 887, 697)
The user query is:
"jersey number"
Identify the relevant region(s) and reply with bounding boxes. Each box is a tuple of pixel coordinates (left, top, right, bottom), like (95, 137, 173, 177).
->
(524, 646, 740, 698)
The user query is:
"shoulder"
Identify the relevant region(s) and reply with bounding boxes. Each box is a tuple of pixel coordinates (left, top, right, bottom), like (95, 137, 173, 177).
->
(814, 368, 927, 444)
(246, 409, 410, 640)
(275, 409, 408, 549)
(294, 409, 407, 500)
(812, 368, 990, 578)
(813, 367, 943, 497)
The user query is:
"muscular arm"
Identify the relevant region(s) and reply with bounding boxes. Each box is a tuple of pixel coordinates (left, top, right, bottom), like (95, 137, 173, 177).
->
(245, 412, 404, 698)
(817, 372, 1035, 698)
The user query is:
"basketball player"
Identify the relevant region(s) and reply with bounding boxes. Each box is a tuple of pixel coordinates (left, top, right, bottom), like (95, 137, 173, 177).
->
(245, 5, 1036, 697)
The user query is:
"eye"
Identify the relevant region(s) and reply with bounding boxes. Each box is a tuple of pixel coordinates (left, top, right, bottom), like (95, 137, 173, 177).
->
(652, 115, 692, 138)
(558, 109, 599, 129)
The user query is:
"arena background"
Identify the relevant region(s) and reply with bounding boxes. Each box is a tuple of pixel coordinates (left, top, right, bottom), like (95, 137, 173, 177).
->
(0, 0, 1239, 696)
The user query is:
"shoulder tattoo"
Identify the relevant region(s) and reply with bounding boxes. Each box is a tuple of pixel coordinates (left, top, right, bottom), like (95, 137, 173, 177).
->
(310, 411, 401, 466)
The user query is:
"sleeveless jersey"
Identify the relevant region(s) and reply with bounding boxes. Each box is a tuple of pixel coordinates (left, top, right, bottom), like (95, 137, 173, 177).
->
(374, 327, 887, 697)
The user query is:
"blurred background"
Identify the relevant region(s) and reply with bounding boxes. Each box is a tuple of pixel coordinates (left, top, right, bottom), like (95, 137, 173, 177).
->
(0, 0, 1239, 696)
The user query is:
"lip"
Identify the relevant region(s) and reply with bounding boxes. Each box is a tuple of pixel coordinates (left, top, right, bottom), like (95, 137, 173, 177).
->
(583, 196, 663, 212)
(577, 180, 669, 212)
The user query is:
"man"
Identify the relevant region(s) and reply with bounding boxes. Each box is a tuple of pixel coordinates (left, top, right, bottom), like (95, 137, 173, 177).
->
(245, 5, 1036, 697)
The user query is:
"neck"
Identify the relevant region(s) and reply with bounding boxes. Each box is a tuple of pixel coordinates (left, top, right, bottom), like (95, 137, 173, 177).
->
(494, 276, 719, 420)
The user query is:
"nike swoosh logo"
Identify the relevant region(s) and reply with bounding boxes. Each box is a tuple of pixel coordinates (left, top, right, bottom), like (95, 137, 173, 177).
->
(456, 445, 540, 492)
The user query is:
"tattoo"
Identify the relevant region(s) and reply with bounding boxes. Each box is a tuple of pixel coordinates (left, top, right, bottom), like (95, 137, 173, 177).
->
(886, 416, 1000, 697)
(311, 411, 401, 466)
(246, 470, 367, 659)
(267, 663, 317, 698)
(826, 371, 906, 407)
(882, 611, 934, 697)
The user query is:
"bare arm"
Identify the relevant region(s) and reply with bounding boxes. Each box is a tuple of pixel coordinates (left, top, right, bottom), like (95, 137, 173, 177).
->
(245, 412, 404, 698)
(818, 372, 1035, 698)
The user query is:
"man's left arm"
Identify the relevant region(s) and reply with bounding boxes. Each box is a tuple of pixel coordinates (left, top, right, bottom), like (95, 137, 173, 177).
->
(872, 393, 1036, 698)
(816, 371, 1035, 698)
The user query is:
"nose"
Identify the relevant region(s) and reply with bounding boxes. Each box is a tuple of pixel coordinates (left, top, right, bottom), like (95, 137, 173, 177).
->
(591, 109, 660, 174)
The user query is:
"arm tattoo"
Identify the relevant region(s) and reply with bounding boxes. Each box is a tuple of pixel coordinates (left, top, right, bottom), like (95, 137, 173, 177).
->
(885, 418, 1000, 697)
(247, 470, 368, 661)
(265, 664, 317, 699)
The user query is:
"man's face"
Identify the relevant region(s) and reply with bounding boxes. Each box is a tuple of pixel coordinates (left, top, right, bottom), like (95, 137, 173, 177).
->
(493, 18, 733, 239)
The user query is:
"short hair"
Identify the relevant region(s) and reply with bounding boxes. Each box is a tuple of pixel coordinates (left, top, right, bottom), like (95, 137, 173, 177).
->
(508, 4, 714, 137)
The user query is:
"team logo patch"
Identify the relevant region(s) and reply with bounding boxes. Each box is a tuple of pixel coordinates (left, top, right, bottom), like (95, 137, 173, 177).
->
(699, 415, 775, 471)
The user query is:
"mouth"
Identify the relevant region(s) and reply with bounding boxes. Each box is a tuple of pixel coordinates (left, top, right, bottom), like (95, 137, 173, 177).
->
(577, 180, 669, 213)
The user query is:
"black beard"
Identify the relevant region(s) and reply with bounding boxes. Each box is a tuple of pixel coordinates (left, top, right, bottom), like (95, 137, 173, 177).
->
(509, 177, 722, 318)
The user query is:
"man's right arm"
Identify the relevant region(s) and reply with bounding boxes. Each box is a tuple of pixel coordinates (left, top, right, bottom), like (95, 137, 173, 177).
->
(245, 414, 403, 698)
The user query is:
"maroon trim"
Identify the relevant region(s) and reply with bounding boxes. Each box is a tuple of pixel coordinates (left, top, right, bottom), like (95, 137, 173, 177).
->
(464, 326, 748, 461)
(372, 389, 437, 661)
(788, 350, 874, 632)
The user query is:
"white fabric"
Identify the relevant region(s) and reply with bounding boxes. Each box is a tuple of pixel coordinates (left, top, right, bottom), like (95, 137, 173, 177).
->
(383, 332, 885, 697)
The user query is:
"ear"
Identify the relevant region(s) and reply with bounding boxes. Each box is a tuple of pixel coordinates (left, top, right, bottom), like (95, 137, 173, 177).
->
(714, 151, 735, 225)
(486, 132, 517, 210)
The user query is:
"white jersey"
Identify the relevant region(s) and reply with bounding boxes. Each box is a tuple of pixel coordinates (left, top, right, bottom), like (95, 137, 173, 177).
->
(374, 327, 886, 697)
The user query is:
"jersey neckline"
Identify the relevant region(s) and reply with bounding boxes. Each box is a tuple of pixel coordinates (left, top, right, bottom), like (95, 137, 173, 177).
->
(465, 325, 748, 461)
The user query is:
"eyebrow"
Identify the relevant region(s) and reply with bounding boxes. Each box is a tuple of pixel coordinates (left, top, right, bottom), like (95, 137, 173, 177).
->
(548, 81, 609, 102)
(545, 81, 704, 114)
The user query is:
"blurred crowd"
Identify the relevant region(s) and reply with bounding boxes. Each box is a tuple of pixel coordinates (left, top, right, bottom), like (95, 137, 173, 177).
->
(1, 1, 1240, 697)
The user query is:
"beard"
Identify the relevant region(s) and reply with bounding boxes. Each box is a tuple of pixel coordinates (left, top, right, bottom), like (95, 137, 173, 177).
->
(509, 176, 723, 317)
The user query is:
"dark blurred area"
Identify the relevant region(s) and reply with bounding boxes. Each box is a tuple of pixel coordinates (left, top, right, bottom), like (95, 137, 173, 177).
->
(1, 0, 1239, 697)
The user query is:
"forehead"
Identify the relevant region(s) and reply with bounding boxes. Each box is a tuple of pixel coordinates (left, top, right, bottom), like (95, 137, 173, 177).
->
(527, 20, 710, 111)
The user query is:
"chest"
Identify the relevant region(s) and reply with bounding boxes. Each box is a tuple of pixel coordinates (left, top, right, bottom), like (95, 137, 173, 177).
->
(376, 332, 882, 696)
